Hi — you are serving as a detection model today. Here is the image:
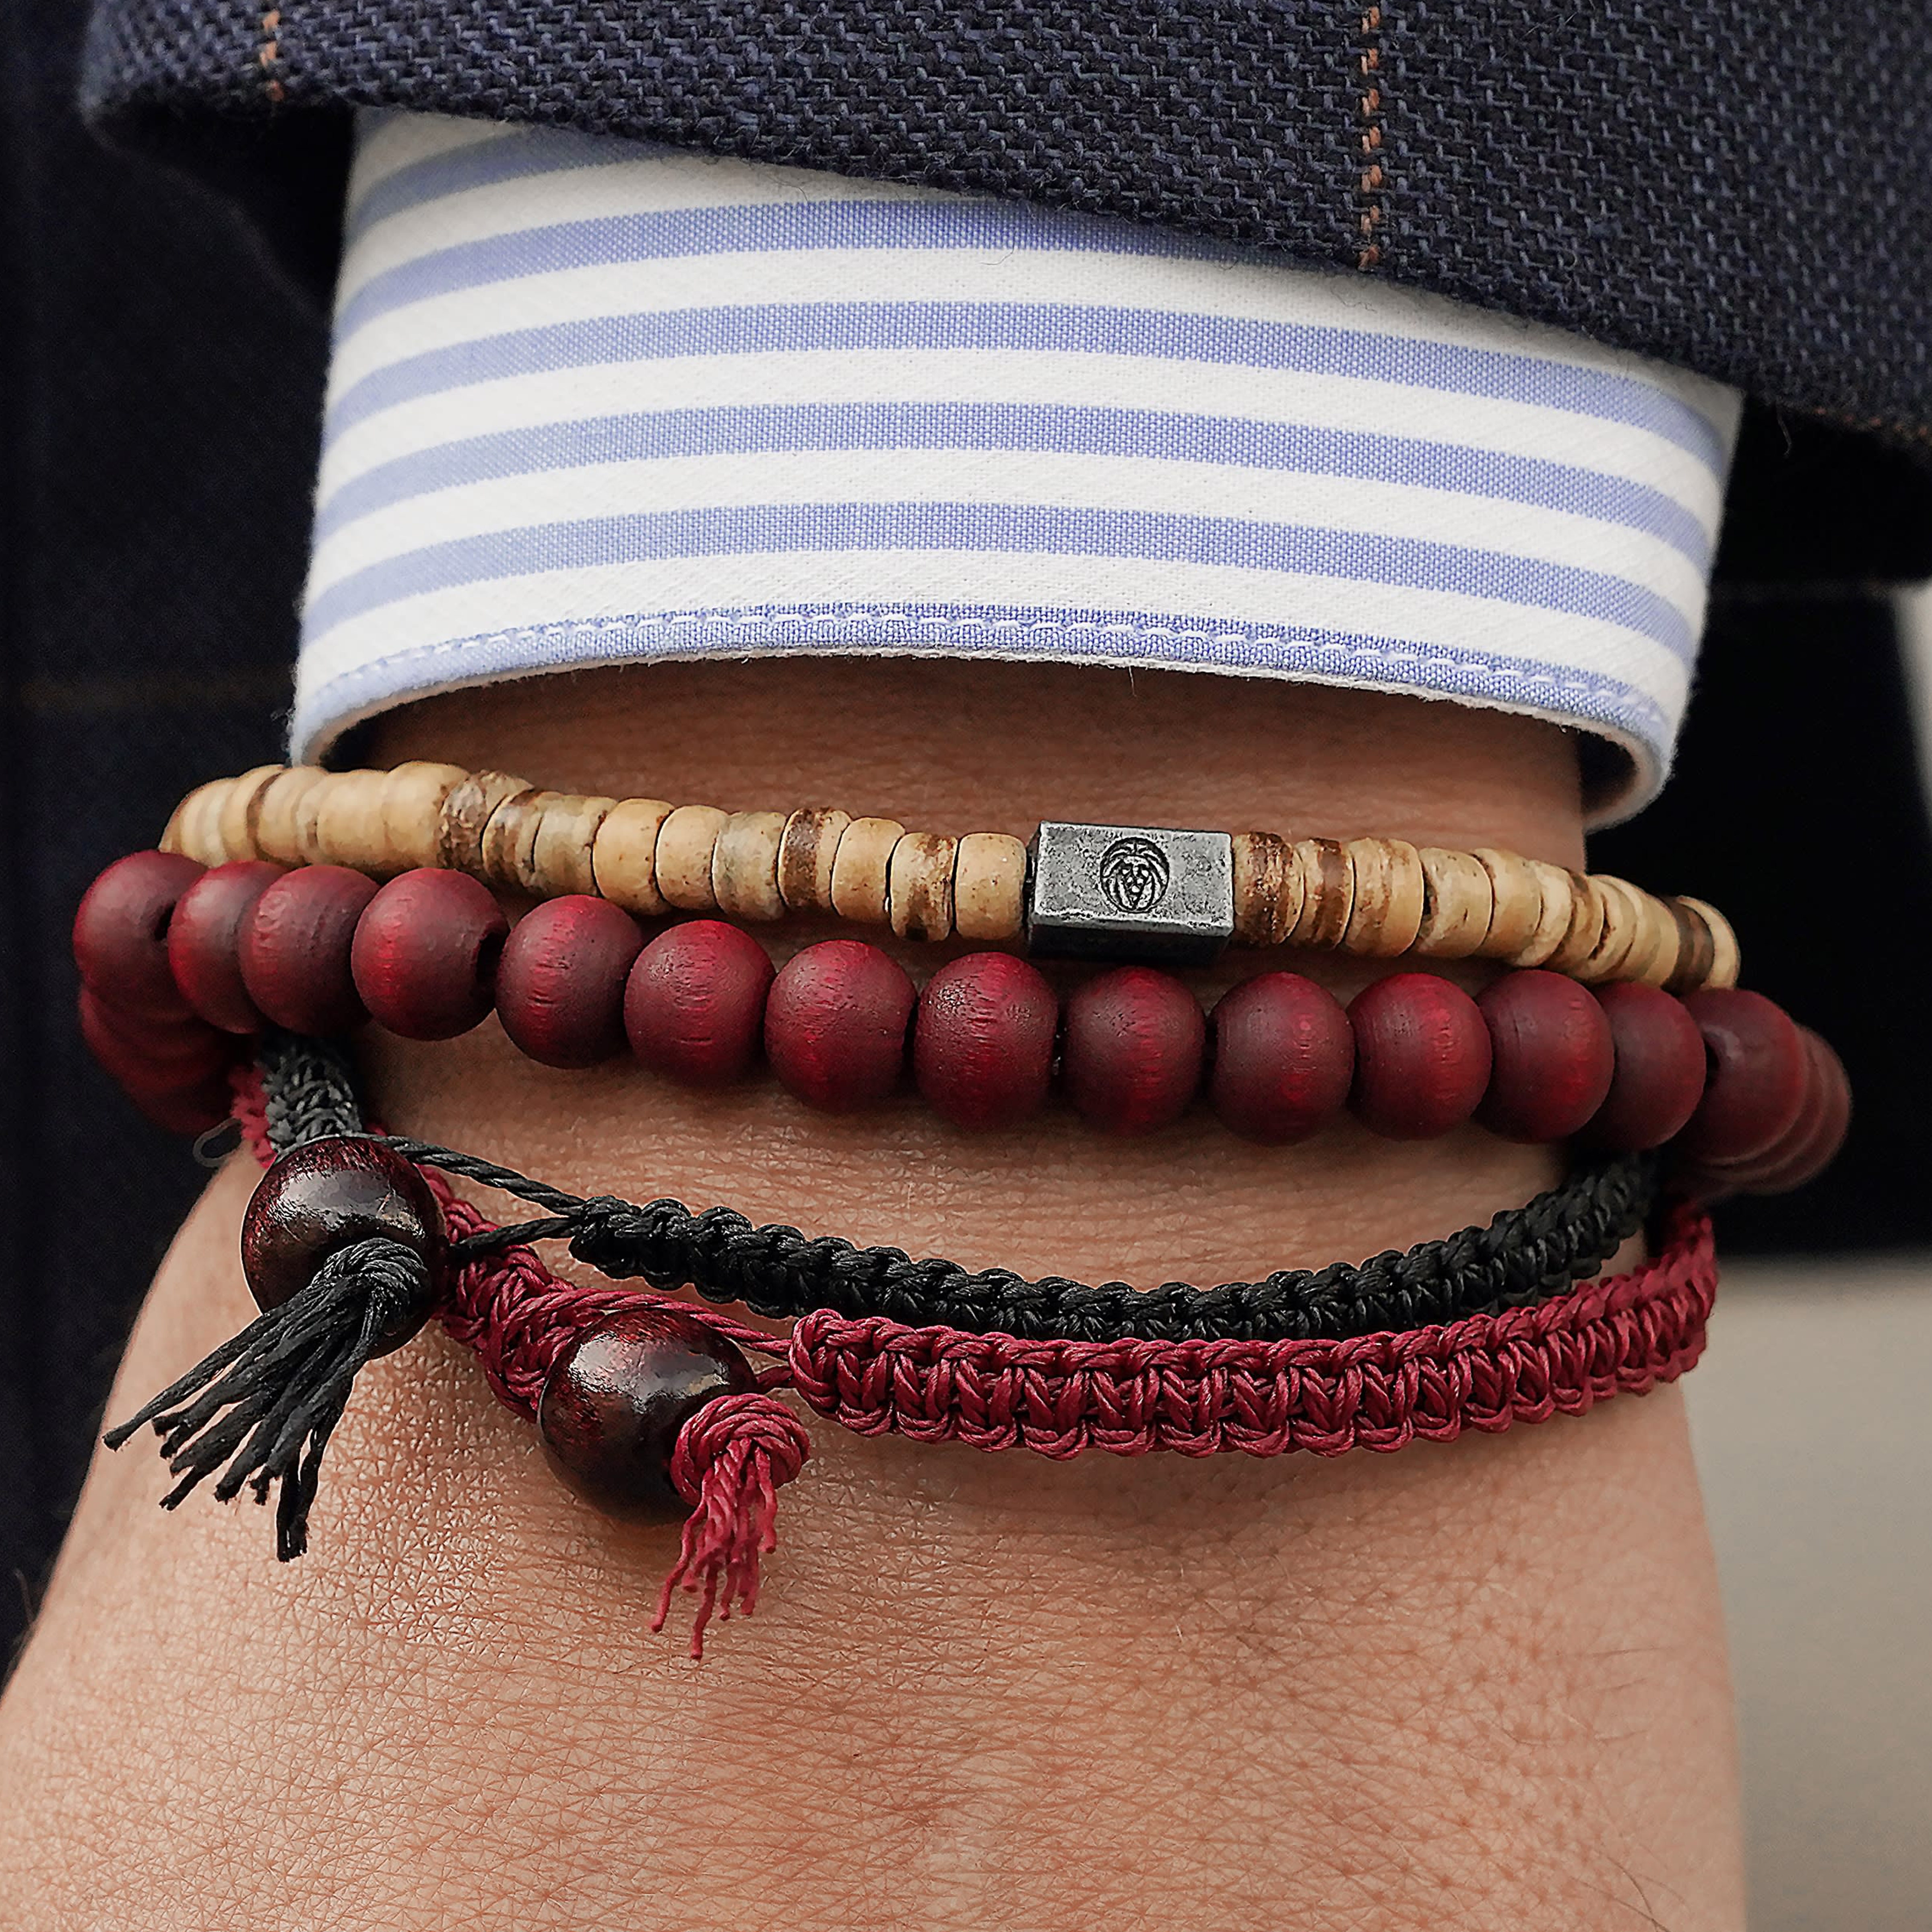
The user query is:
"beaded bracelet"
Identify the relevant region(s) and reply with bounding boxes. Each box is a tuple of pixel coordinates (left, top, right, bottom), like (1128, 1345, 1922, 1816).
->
(158, 762, 1741, 986)
(73, 853, 1850, 1193)
(105, 1034, 1715, 1655)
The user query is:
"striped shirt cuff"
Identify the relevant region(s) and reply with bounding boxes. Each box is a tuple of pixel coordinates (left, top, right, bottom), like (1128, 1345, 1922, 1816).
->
(299, 110, 1742, 821)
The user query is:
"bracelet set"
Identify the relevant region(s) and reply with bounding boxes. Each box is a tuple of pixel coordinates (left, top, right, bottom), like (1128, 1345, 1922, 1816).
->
(76, 766, 1847, 1655)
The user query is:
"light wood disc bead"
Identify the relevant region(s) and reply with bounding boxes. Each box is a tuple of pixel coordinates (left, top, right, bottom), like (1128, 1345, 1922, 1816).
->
(157, 789, 194, 856)
(1471, 847, 1545, 960)
(1287, 838, 1354, 949)
(1674, 895, 1740, 990)
(1589, 876, 1666, 985)
(478, 786, 554, 892)
(829, 817, 904, 925)
(1412, 846, 1495, 958)
(1341, 838, 1426, 956)
(252, 766, 329, 865)
(381, 761, 469, 871)
(777, 809, 852, 914)
(953, 832, 1028, 943)
(217, 765, 285, 861)
(438, 770, 536, 877)
(314, 768, 397, 874)
(654, 804, 730, 912)
(490, 790, 609, 897)
(1230, 832, 1300, 947)
(290, 770, 340, 865)
(1623, 883, 1683, 988)
(1663, 898, 1716, 994)
(1542, 871, 1608, 974)
(1573, 874, 1645, 983)
(889, 832, 958, 943)
(713, 811, 788, 921)
(590, 797, 675, 916)
(1514, 860, 1578, 968)
(169, 780, 234, 866)
(528, 793, 616, 897)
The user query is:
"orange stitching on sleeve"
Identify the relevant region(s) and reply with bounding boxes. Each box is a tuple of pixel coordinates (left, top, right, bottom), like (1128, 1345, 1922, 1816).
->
(1355, 6, 1385, 270)
(259, 9, 286, 105)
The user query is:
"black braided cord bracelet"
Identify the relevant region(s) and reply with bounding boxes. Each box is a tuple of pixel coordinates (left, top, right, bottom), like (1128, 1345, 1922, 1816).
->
(253, 1031, 1657, 1345)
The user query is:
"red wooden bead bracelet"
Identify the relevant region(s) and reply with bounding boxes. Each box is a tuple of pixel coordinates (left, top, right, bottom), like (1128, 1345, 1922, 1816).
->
(72, 850, 1852, 1193)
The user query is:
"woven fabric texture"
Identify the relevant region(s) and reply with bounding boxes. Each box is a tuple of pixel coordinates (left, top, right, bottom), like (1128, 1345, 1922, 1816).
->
(80, 2, 1932, 458)
(297, 114, 1740, 809)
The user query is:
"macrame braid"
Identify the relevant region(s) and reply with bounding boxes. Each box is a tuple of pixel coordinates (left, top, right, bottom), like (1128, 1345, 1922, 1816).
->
(110, 1034, 1715, 1655)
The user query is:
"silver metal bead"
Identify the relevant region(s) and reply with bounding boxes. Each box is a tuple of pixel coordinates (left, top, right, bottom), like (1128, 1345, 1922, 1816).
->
(1025, 822, 1235, 965)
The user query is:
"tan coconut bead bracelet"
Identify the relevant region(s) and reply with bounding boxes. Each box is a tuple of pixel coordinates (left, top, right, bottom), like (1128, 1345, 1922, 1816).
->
(159, 763, 1740, 991)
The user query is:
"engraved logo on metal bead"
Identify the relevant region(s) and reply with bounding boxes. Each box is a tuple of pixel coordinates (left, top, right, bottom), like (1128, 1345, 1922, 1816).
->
(1097, 836, 1173, 915)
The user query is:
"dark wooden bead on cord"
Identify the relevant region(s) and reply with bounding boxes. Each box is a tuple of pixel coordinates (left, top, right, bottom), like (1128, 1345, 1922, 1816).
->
(538, 1308, 756, 1521)
(239, 865, 382, 1036)
(1208, 972, 1353, 1144)
(1063, 966, 1206, 1134)
(351, 867, 509, 1040)
(1349, 972, 1492, 1139)
(239, 1134, 445, 1349)
(1676, 988, 1809, 1164)
(1583, 982, 1708, 1150)
(71, 849, 206, 1020)
(765, 940, 916, 1113)
(1474, 970, 1615, 1143)
(494, 894, 644, 1069)
(625, 919, 776, 1089)
(913, 952, 1060, 1130)
(167, 860, 285, 1033)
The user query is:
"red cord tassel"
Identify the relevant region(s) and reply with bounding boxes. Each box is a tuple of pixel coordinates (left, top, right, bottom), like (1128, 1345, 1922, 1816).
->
(656, 1390, 812, 1657)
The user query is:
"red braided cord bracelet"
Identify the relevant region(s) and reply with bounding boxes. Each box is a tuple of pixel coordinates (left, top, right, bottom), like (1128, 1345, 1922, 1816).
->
(227, 1070, 1717, 1653)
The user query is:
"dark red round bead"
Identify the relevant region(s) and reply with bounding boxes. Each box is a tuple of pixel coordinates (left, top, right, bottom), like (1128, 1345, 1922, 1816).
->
(625, 919, 775, 1089)
(538, 1308, 755, 1522)
(764, 940, 916, 1113)
(167, 861, 285, 1033)
(133, 1081, 237, 1137)
(1474, 969, 1616, 1143)
(239, 865, 381, 1035)
(1209, 972, 1353, 1144)
(72, 850, 206, 1019)
(352, 868, 509, 1041)
(1349, 972, 1492, 1139)
(914, 952, 1059, 1131)
(494, 895, 644, 1069)
(1583, 982, 1709, 1151)
(239, 1135, 444, 1349)
(1063, 966, 1205, 1135)
(78, 989, 236, 1134)
(1745, 1030, 1852, 1195)
(1676, 988, 1808, 1164)
(1688, 1028, 1852, 1199)
(78, 986, 230, 1077)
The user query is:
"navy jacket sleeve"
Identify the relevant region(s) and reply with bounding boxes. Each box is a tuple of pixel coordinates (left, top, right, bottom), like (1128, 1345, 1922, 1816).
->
(78, 1, 1932, 557)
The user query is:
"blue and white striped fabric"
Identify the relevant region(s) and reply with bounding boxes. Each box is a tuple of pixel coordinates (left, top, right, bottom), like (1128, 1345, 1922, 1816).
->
(301, 111, 1742, 817)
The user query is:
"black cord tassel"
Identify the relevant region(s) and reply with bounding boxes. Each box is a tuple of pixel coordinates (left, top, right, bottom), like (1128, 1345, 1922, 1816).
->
(105, 1236, 432, 1559)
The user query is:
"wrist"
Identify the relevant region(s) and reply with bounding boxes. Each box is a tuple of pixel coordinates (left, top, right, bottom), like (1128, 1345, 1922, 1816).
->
(0, 662, 1743, 1930)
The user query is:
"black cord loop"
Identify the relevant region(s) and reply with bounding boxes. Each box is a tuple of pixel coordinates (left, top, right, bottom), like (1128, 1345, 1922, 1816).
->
(394, 1137, 1658, 1344)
